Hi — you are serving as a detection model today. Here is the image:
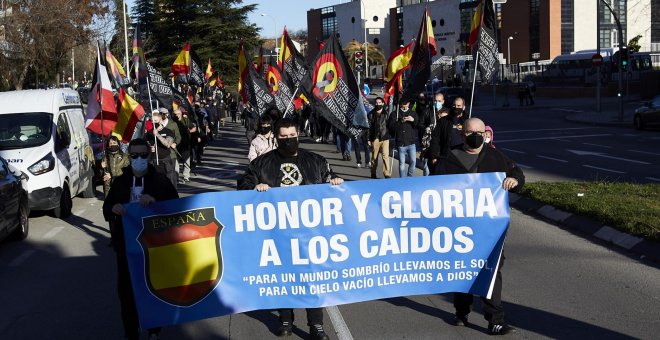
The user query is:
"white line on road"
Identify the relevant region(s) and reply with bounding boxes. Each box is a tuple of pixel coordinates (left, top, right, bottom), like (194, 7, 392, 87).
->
(515, 163, 534, 169)
(567, 149, 651, 164)
(497, 134, 612, 143)
(582, 143, 612, 149)
(555, 139, 572, 142)
(583, 165, 625, 174)
(43, 227, 65, 239)
(646, 177, 660, 182)
(500, 147, 525, 154)
(537, 155, 568, 163)
(326, 306, 354, 340)
(497, 127, 594, 133)
(628, 149, 660, 156)
(9, 249, 36, 267)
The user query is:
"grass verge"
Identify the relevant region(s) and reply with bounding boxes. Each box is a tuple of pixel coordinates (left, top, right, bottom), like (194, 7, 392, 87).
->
(518, 182, 660, 242)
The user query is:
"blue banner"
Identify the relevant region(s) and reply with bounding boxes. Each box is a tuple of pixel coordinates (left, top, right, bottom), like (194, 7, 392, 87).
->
(123, 172, 510, 329)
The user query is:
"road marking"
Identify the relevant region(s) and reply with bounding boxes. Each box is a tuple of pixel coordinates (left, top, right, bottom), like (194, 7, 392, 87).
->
(553, 108, 584, 113)
(582, 143, 612, 149)
(515, 162, 534, 169)
(326, 306, 354, 340)
(497, 134, 612, 143)
(646, 177, 660, 182)
(555, 139, 572, 142)
(537, 155, 568, 163)
(628, 149, 660, 156)
(9, 249, 36, 267)
(567, 149, 651, 164)
(43, 226, 65, 239)
(500, 147, 525, 154)
(497, 127, 594, 133)
(583, 165, 625, 174)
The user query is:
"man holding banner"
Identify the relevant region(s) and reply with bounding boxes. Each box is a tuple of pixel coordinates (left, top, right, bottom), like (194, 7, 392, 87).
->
(433, 117, 524, 335)
(238, 117, 342, 340)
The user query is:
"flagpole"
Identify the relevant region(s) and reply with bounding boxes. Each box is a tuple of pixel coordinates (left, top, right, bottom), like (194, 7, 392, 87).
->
(284, 86, 300, 118)
(96, 42, 107, 171)
(145, 70, 158, 165)
(123, 0, 130, 77)
(468, 51, 480, 118)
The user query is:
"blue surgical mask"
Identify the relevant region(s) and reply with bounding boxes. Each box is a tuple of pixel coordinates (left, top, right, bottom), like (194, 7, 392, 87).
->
(435, 102, 443, 110)
(131, 158, 149, 173)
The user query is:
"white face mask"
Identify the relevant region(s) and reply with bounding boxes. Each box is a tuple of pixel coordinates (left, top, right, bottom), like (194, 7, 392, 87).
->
(485, 137, 491, 144)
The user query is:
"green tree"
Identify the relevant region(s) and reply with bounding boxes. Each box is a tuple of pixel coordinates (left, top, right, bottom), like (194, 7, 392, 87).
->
(343, 40, 386, 67)
(628, 34, 642, 53)
(131, 0, 155, 37)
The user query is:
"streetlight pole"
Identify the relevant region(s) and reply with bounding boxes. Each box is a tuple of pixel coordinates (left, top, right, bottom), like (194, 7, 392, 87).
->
(261, 13, 278, 57)
(361, 0, 369, 79)
(599, 0, 624, 121)
(507, 36, 513, 65)
(123, 0, 130, 77)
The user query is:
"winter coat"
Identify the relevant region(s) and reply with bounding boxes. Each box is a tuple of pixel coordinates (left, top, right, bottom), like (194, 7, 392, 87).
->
(248, 133, 277, 162)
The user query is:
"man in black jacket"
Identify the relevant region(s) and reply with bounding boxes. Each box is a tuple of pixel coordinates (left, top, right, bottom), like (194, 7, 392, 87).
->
(237, 118, 342, 340)
(103, 138, 179, 340)
(432, 117, 523, 336)
(428, 97, 466, 172)
(368, 96, 391, 179)
(387, 99, 419, 177)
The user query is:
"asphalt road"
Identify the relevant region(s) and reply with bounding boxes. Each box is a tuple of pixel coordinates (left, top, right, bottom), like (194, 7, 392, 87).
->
(1, 120, 659, 339)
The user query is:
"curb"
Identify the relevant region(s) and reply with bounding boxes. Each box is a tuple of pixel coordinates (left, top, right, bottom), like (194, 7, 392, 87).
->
(509, 193, 660, 264)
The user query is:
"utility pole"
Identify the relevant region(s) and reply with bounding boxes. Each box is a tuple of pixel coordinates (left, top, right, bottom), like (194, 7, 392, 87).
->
(600, 0, 624, 121)
(596, 0, 601, 113)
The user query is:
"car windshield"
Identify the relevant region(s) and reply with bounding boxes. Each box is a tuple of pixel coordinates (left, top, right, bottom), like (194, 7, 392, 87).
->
(0, 112, 53, 150)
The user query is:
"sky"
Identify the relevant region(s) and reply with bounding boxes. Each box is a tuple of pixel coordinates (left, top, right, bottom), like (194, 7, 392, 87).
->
(124, 0, 340, 39)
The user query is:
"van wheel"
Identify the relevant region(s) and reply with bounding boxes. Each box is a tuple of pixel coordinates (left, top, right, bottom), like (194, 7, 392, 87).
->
(633, 115, 644, 130)
(81, 173, 95, 198)
(11, 198, 29, 240)
(53, 186, 72, 218)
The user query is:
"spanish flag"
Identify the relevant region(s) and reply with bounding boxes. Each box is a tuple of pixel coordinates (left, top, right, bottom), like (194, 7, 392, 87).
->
(205, 58, 214, 83)
(469, 2, 483, 52)
(113, 88, 145, 143)
(209, 71, 222, 88)
(385, 41, 414, 82)
(172, 42, 191, 76)
(105, 48, 127, 88)
(401, 8, 437, 101)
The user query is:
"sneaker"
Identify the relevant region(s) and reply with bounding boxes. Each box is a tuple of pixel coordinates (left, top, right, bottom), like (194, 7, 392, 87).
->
(309, 324, 329, 340)
(488, 323, 515, 335)
(277, 321, 293, 337)
(453, 315, 469, 326)
(357, 163, 362, 168)
(366, 161, 372, 168)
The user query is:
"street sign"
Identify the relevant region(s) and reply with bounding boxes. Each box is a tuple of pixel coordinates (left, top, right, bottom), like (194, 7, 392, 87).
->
(592, 53, 603, 66)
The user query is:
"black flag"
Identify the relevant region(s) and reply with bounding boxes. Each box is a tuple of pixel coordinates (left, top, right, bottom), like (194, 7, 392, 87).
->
(305, 34, 368, 138)
(143, 62, 173, 109)
(474, 0, 500, 83)
(401, 9, 437, 101)
(189, 49, 205, 86)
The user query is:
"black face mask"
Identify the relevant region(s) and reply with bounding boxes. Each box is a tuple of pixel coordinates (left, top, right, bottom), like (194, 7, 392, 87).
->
(465, 133, 484, 149)
(259, 126, 271, 135)
(277, 137, 299, 157)
(375, 105, 383, 110)
(108, 145, 119, 153)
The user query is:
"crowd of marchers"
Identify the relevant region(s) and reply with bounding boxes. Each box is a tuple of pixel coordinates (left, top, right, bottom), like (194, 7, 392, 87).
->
(99, 88, 525, 339)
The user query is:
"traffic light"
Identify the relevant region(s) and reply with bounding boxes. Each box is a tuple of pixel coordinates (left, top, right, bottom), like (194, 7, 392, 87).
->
(354, 51, 364, 68)
(620, 47, 628, 67)
(462, 61, 470, 76)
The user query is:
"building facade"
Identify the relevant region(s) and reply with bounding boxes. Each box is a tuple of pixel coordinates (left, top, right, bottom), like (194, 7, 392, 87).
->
(307, 0, 660, 66)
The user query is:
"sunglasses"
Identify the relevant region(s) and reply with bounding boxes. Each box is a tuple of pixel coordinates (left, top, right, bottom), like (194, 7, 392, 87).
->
(129, 153, 150, 159)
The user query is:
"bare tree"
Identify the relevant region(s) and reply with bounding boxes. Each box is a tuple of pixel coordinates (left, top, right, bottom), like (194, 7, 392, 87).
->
(0, 0, 111, 90)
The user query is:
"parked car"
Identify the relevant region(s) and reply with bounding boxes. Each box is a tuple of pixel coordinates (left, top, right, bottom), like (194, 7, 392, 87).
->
(633, 95, 660, 130)
(0, 156, 29, 242)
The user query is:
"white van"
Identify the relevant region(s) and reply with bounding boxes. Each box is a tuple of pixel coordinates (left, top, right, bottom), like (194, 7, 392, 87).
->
(0, 89, 95, 218)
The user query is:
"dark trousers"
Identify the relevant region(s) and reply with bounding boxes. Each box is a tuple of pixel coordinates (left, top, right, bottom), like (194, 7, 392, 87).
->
(453, 257, 504, 325)
(116, 234, 161, 339)
(279, 308, 323, 326)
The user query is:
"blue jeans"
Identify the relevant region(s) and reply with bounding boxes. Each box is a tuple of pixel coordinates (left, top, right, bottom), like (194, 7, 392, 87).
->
(398, 144, 416, 177)
(336, 133, 352, 156)
(353, 136, 371, 164)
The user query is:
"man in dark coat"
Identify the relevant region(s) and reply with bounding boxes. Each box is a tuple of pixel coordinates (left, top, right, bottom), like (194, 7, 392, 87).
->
(432, 117, 524, 336)
(237, 117, 341, 340)
(368, 96, 391, 179)
(103, 138, 178, 340)
(387, 99, 419, 177)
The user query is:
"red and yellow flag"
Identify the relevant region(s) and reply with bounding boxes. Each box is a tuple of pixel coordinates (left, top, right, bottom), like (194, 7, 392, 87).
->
(113, 88, 145, 143)
(469, 2, 483, 52)
(386, 41, 414, 82)
(172, 42, 191, 76)
(205, 58, 214, 82)
(424, 9, 437, 57)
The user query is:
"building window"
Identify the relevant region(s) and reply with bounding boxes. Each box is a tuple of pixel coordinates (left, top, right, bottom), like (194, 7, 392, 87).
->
(530, 0, 540, 60)
(561, 0, 574, 54)
(373, 15, 379, 22)
(321, 6, 337, 40)
(368, 28, 380, 35)
(373, 38, 380, 45)
(652, 0, 660, 44)
(321, 6, 334, 15)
